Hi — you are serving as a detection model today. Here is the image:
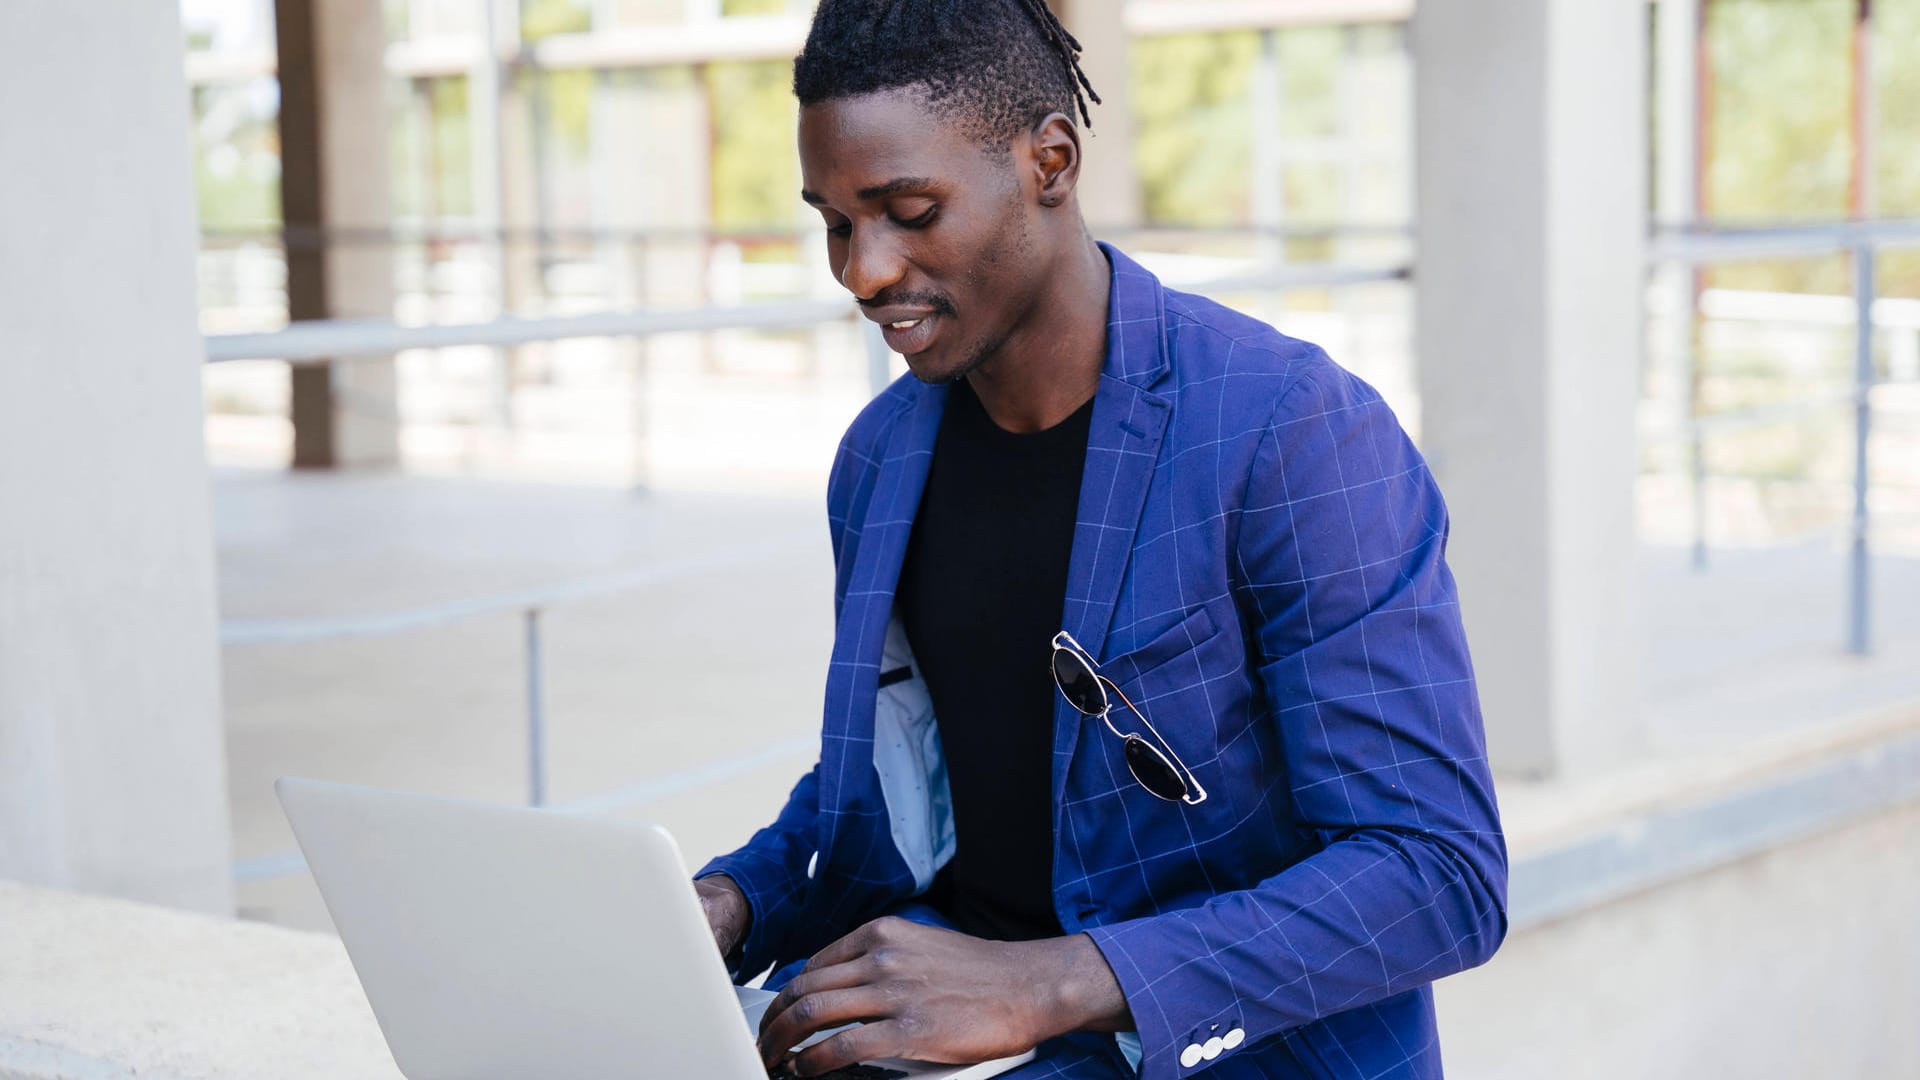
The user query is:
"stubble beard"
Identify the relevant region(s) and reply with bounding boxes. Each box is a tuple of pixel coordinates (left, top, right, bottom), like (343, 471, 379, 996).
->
(918, 333, 1003, 386)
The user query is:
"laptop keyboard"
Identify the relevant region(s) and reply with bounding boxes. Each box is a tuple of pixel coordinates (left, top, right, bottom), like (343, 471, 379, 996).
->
(767, 1066, 908, 1080)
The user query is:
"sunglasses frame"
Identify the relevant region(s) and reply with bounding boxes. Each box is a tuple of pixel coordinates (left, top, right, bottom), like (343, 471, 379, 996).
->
(1050, 630, 1208, 806)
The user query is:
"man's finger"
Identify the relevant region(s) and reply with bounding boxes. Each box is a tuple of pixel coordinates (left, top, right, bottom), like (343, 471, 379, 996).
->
(802, 915, 910, 974)
(758, 957, 876, 1035)
(789, 1018, 917, 1076)
(756, 986, 894, 1068)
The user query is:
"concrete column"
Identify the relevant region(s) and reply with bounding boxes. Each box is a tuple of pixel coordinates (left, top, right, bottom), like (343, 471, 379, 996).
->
(277, 0, 401, 468)
(475, 0, 524, 432)
(1055, 0, 1142, 233)
(0, 3, 233, 913)
(1653, 0, 1701, 230)
(635, 67, 713, 309)
(591, 72, 650, 301)
(590, 70, 655, 486)
(498, 76, 544, 305)
(469, 6, 510, 298)
(1414, 0, 1648, 778)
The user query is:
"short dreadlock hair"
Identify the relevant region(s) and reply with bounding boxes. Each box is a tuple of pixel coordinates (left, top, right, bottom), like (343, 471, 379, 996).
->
(792, 0, 1101, 153)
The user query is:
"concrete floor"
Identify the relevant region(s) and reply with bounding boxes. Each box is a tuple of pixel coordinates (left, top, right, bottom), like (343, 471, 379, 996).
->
(212, 466, 1920, 931)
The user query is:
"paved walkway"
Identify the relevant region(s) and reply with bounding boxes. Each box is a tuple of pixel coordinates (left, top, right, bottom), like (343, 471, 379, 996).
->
(211, 467, 1920, 931)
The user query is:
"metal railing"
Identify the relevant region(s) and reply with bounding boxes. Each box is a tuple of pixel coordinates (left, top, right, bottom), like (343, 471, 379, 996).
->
(201, 243, 1410, 392)
(203, 297, 863, 364)
(222, 533, 817, 886)
(1648, 217, 1920, 656)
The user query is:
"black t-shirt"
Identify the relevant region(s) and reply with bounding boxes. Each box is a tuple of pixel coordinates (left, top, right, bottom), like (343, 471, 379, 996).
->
(897, 376, 1095, 942)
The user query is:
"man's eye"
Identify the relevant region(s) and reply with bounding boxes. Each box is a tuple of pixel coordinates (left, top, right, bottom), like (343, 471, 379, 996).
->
(825, 222, 852, 238)
(893, 207, 938, 230)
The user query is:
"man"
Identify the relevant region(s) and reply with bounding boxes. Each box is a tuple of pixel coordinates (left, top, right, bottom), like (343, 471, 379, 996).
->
(694, 1, 1507, 1077)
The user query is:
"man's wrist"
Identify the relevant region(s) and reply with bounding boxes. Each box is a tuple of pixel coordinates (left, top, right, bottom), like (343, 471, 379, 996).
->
(1022, 932, 1132, 1042)
(695, 873, 753, 959)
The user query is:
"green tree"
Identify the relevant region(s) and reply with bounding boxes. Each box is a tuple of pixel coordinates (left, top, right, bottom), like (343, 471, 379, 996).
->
(1704, 0, 1920, 298)
(190, 80, 282, 230)
(707, 58, 802, 233)
(1129, 32, 1258, 227)
(1875, 0, 1920, 296)
(1707, 0, 1853, 223)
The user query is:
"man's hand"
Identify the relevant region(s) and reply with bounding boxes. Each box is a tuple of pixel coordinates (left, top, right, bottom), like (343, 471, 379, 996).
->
(754, 916, 1131, 1076)
(696, 874, 752, 960)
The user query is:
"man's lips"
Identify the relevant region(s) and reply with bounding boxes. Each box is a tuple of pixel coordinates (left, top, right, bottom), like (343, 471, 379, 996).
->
(866, 307, 943, 355)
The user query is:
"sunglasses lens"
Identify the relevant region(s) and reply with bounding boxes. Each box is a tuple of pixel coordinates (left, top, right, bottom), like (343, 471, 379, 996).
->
(1123, 736, 1190, 802)
(1051, 648, 1106, 715)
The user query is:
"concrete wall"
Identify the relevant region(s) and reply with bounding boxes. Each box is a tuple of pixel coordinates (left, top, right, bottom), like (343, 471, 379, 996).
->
(1440, 799, 1920, 1078)
(0, 4, 233, 913)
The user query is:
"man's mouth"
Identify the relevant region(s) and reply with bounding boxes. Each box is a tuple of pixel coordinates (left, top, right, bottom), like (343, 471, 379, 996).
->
(879, 313, 941, 356)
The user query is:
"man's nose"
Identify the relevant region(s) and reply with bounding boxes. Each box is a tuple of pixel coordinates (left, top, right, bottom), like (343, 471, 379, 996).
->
(839, 225, 906, 301)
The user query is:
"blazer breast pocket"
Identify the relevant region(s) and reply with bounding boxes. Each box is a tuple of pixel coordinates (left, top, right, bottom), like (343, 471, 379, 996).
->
(1100, 602, 1223, 696)
(1079, 601, 1245, 856)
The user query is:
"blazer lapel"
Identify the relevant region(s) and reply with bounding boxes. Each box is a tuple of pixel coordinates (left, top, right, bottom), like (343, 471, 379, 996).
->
(1053, 244, 1173, 811)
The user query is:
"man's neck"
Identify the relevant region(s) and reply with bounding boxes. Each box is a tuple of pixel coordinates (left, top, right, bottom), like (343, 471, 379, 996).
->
(963, 235, 1110, 433)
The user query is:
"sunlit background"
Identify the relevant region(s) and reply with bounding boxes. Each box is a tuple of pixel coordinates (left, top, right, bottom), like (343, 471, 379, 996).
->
(2, 1, 1917, 1077)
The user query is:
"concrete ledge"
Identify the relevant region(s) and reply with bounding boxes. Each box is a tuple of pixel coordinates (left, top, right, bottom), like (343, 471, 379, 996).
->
(1442, 777, 1920, 1079)
(1502, 703, 1920, 928)
(0, 883, 396, 1080)
(1438, 703, 1920, 1078)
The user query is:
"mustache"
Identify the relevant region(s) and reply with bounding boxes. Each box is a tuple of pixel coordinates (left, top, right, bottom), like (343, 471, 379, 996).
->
(858, 290, 956, 317)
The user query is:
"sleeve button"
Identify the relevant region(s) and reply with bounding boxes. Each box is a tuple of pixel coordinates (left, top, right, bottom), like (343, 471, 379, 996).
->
(1222, 1027, 1246, 1050)
(1180, 1043, 1205, 1068)
(1202, 1036, 1225, 1060)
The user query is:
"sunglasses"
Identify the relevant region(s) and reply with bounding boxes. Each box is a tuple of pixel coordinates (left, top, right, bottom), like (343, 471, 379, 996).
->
(1050, 630, 1208, 806)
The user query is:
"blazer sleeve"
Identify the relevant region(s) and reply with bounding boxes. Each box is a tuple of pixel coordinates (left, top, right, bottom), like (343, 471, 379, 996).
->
(696, 764, 822, 982)
(694, 422, 878, 980)
(1083, 364, 1509, 1078)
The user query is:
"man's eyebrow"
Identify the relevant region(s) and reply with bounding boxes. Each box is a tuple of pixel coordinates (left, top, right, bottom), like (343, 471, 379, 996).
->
(800, 178, 936, 207)
(857, 177, 934, 201)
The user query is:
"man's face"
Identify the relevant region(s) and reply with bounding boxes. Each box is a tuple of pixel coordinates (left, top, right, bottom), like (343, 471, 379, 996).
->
(799, 91, 1043, 385)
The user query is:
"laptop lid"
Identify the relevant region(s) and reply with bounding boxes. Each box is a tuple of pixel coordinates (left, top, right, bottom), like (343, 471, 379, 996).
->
(276, 777, 767, 1080)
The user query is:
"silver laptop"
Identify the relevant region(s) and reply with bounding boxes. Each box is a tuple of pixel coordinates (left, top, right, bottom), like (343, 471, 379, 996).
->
(276, 777, 1036, 1080)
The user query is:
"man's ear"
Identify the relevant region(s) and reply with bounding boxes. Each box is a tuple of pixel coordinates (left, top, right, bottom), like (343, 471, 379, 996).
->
(1029, 113, 1081, 209)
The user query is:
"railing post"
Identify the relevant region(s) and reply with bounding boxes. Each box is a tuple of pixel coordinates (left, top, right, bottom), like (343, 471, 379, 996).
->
(525, 606, 548, 805)
(1848, 243, 1875, 656)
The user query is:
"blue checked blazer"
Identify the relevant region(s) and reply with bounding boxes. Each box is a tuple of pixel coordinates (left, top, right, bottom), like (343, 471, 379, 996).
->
(700, 244, 1507, 1079)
